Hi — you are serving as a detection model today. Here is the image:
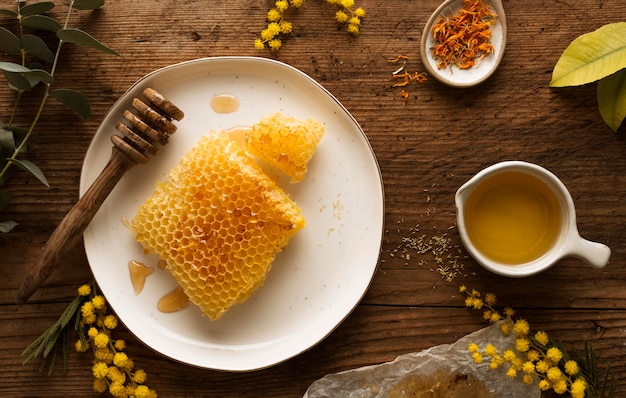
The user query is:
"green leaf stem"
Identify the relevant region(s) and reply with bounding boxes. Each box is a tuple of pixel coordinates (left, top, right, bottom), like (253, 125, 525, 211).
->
(597, 70, 626, 132)
(0, 126, 16, 150)
(550, 22, 626, 87)
(57, 28, 119, 55)
(5, 126, 33, 148)
(0, 0, 115, 230)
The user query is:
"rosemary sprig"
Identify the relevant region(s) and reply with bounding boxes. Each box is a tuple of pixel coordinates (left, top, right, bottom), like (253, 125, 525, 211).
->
(22, 280, 95, 375)
(23, 282, 158, 396)
(573, 341, 617, 398)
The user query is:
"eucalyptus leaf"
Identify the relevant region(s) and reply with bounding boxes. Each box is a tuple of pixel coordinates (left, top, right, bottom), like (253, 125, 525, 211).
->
(57, 28, 119, 55)
(550, 22, 626, 87)
(0, 126, 16, 150)
(0, 61, 54, 84)
(1, 125, 30, 151)
(597, 69, 626, 132)
(0, 8, 18, 17)
(0, 220, 18, 233)
(0, 27, 21, 55)
(49, 89, 91, 119)
(2, 70, 35, 90)
(22, 34, 55, 63)
(8, 158, 49, 187)
(1, 66, 54, 90)
(71, 0, 105, 11)
(5, 125, 34, 143)
(21, 14, 62, 32)
(25, 69, 54, 84)
(0, 62, 31, 73)
(20, 2, 55, 16)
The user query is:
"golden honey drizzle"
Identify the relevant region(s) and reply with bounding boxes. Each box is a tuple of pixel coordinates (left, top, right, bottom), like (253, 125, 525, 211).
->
(157, 286, 189, 313)
(128, 260, 154, 294)
(225, 126, 251, 148)
(210, 94, 239, 114)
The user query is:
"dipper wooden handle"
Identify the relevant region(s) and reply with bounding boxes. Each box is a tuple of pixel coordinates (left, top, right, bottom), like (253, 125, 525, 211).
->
(15, 88, 183, 304)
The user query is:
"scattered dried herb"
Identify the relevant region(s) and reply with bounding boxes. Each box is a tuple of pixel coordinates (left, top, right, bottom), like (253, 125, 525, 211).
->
(0, 0, 119, 232)
(388, 55, 427, 105)
(383, 215, 471, 282)
(431, 0, 496, 70)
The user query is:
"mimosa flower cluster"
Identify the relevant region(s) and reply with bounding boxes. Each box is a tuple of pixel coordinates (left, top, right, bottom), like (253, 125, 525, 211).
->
(460, 286, 589, 398)
(75, 284, 156, 398)
(255, 0, 365, 51)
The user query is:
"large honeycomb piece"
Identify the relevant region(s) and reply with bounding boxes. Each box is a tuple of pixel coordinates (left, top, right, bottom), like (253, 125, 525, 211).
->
(245, 112, 325, 183)
(131, 131, 305, 320)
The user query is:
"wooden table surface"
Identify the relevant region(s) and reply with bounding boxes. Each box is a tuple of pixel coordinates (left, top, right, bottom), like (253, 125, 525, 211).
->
(2, 0, 626, 396)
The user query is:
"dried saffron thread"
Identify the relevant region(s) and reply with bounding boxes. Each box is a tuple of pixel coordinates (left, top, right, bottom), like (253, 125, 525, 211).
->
(388, 55, 427, 104)
(431, 0, 496, 70)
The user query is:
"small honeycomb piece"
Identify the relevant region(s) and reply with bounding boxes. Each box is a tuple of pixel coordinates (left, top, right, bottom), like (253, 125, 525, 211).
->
(131, 131, 305, 320)
(245, 112, 325, 183)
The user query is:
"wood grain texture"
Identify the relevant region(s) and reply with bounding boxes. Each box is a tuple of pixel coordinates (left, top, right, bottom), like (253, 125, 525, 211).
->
(1, 0, 626, 396)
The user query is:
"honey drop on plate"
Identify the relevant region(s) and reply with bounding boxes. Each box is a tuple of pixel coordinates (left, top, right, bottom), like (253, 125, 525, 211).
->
(210, 94, 239, 114)
(157, 286, 190, 313)
(128, 260, 155, 294)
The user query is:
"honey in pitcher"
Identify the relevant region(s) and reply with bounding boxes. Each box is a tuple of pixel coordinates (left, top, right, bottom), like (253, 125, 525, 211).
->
(463, 171, 562, 265)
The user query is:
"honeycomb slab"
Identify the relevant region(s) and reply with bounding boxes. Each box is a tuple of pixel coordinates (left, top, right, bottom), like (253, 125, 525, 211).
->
(245, 112, 325, 183)
(131, 131, 305, 320)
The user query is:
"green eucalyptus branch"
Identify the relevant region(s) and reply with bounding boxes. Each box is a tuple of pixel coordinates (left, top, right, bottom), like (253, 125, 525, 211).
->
(0, 0, 119, 233)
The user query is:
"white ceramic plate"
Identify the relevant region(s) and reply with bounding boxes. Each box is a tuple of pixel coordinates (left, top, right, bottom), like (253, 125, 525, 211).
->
(81, 57, 384, 371)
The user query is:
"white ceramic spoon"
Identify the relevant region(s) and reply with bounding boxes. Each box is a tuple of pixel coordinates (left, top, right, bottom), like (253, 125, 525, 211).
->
(420, 0, 507, 87)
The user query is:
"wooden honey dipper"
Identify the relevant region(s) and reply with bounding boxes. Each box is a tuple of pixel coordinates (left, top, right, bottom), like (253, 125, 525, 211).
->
(15, 88, 184, 304)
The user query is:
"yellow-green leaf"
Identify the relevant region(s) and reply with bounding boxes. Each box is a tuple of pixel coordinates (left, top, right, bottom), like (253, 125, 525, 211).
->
(550, 22, 626, 87)
(598, 69, 626, 132)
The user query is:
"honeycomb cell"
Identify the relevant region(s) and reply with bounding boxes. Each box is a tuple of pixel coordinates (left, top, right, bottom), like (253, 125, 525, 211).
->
(245, 112, 325, 183)
(131, 130, 305, 320)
